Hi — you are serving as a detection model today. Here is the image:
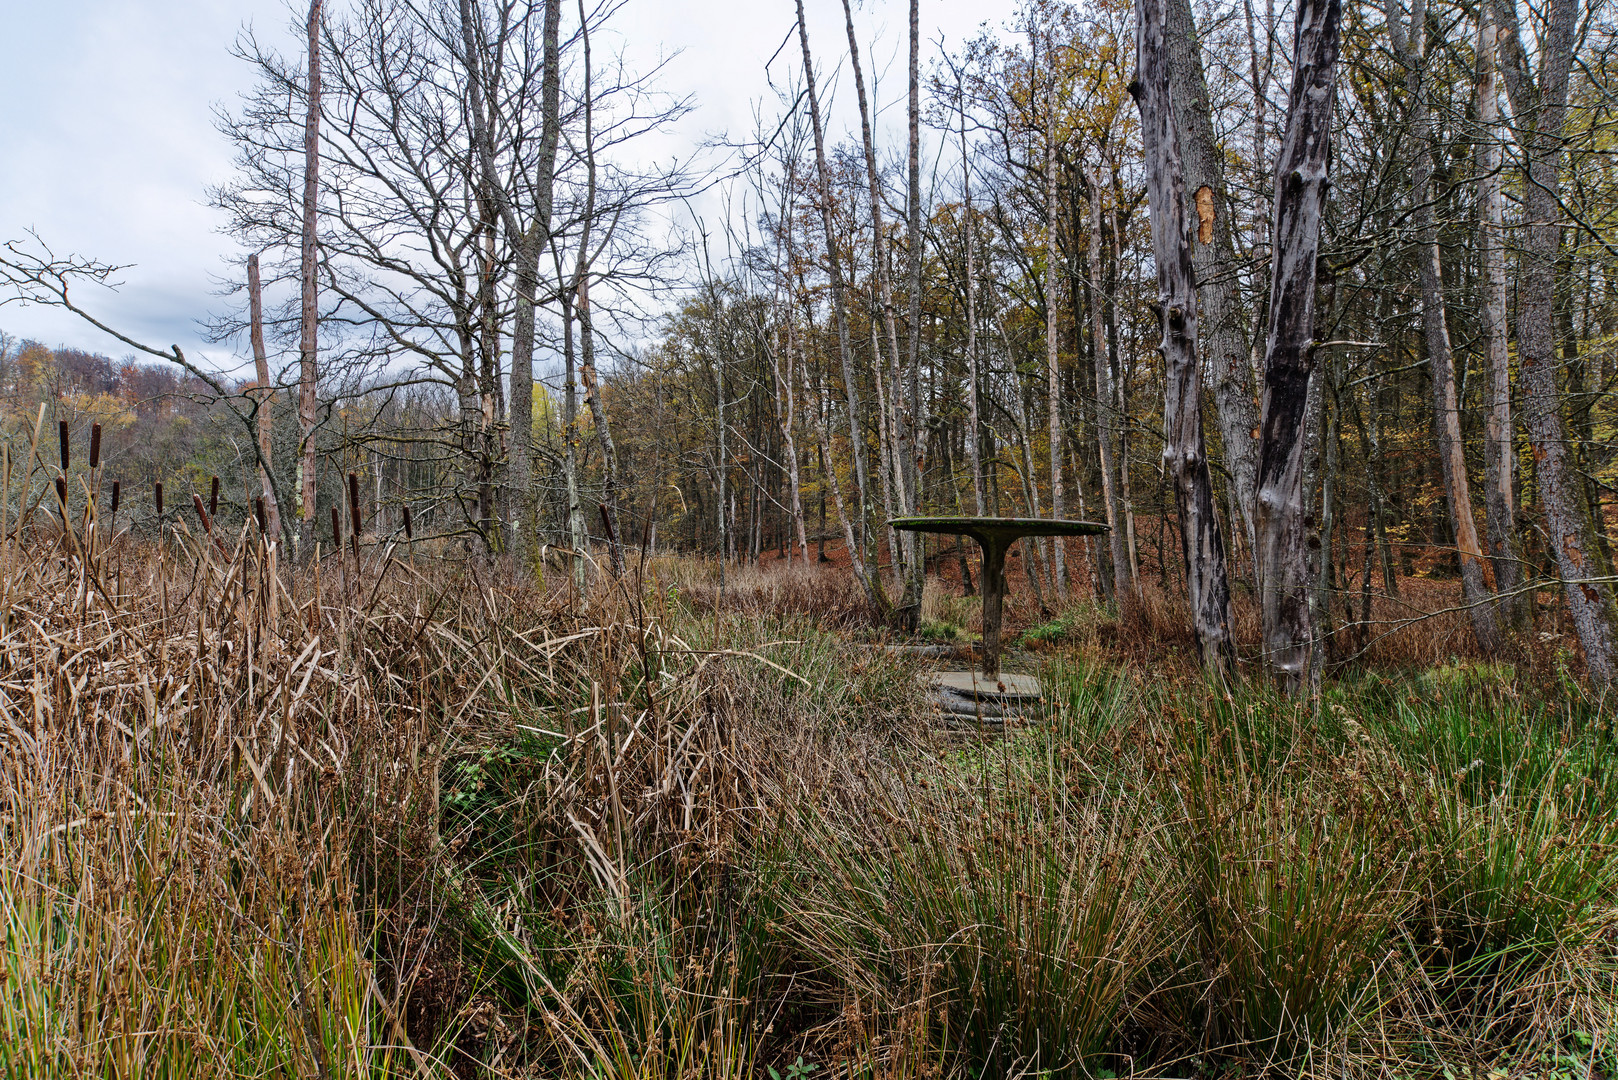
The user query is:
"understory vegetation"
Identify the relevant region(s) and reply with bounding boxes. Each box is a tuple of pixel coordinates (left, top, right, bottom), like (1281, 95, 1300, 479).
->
(3, 499, 1614, 1080)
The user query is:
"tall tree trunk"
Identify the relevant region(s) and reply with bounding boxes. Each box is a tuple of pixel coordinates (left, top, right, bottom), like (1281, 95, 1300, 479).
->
(958, 91, 987, 517)
(1088, 170, 1133, 600)
(1163, 0, 1261, 554)
(902, 0, 926, 616)
(577, 277, 620, 573)
(841, 0, 918, 622)
(1131, 0, 1237, 673)
(1254, 0, 1340, 691)
(1242, 0, 1272, 180)
(247, 253, 285, 550)
(572, 6, 621, 574)
(796, 0, 887, 612)
(1044, 122, 1066, 590)
(462, 0, 562, 568)
(1476, 2, 1526, 627)
(1388, 0, 1501, 653)
(1364, 368, 1399, 599)
(773, 162, 811, 564)
(796, 307, 863, 589)
(1493, 0, 1618, 682)
(718, 348, 729, 576)
(869, 309, 901, 569)
(1107, 193, 1143, 584)
(561, 292, 587, 592)
(773, 324, 810, 562)
(297, 0, 322, 560)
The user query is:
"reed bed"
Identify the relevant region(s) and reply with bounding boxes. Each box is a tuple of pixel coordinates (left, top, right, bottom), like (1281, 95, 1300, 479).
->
(1, 420, 1614, 1078)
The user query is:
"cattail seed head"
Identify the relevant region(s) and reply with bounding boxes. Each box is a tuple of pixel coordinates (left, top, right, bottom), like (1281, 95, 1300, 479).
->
(209, 476, 219, 518)
(255, 497, 266, 533)
(89, 423, 102, 469)
(154, 481, 164, 517)
(110, 480, 120, 517)
(58, 420, 70, 471)
(402, 504, 413, 540)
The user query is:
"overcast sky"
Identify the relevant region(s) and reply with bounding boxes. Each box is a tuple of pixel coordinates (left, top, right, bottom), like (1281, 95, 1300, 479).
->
(0, 0, 1016, 374)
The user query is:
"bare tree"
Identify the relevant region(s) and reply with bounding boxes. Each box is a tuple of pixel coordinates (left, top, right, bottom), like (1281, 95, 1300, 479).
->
(953, 71, 987, 518)
(1041, 41, 1065, 590)
(1163, 0, 1260, 555)
(1255, 0, 1340, 691)
(247, 252, 285, 547)
(795, 0, 888, 613)
(297, 0, 323, 558)
(1131, 0, 1237, 672)
(841, 0, 920, 621)
(1475, 0, 1525, 628)
(902, 0, 926, 610)
(1492, 0, 1617, 682)
(1087, 165, 1132, 601)
(1387, 0, 1500, 653)
(462, 0, 563, 565)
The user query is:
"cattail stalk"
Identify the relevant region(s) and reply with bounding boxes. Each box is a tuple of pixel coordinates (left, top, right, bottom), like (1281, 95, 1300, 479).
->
(348, 472, 362, 570)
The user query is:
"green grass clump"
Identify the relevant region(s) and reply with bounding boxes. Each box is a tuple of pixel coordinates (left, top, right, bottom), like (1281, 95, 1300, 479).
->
(781, 760, 1153, 1077)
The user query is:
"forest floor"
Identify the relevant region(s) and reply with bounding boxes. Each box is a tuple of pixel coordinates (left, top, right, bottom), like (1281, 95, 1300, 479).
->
(3, 527, 1613, 1079)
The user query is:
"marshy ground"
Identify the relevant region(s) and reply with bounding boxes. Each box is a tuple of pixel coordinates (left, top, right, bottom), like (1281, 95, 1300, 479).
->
(2, 527, 1613, 1078)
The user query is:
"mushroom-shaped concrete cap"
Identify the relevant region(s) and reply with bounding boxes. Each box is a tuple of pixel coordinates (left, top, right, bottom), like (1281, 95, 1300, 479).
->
(889, 516, 1109, 680)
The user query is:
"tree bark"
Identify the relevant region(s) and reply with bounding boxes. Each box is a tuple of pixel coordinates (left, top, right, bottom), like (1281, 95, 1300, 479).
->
(841, 0, 919, 623)
(560, 290, 587, 592)
(1044, 119, 1066, 590)
(297, 0, 322, 560)
(1131, 0, 1237, 673)
(903, 0, 926, 615)
(1255, 0, 1340, 691)
(1088, 170, 1133, 601)
(1163, 0, 1261, 554)
(773, 323, 810, 562)
(1388, 0, 1501, 653)
(796, 0, 887, 612)
(247, 253, 285, 550)
(1493, 0, 1618, 682)
(958, 90, 987, 517)
(1476, 2, 1526, 627)
(571, 5, 621, 574)
(577, 277, 621, 573)
(462, 0, 562, 567)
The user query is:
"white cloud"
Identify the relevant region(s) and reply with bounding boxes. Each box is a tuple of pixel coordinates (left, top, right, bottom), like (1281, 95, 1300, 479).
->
(1, 0, 1014, 367)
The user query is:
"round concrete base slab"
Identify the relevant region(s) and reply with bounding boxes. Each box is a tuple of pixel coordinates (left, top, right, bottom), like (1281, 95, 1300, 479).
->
(930, 670, 1043, 702)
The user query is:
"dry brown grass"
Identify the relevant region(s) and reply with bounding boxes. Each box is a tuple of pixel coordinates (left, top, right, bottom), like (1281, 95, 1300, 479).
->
(3, 434, 1614, 1080)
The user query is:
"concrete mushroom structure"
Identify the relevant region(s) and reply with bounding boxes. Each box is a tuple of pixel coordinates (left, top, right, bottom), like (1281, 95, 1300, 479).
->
(889, 516, 1109, 681)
